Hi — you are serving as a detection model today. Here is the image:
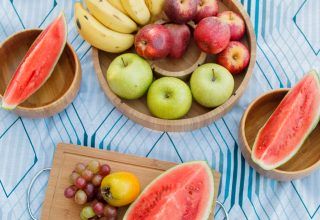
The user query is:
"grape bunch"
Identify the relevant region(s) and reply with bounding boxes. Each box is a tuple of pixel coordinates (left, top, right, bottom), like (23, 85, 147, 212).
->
(64, 160, 117, 220)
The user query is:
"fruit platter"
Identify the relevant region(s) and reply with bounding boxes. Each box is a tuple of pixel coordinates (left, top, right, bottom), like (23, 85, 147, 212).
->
(72, 0, 256, 131)
(41, 144, 221, 219)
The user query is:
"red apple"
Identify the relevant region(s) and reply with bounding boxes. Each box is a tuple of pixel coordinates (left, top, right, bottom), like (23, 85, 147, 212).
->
(194, 0, 219, 23)
(216, 41, 250, 74)
(165, 24, 191, 59)
(134, 24, 172, 60)
(194, 17, 230, 54)
(217, 11, 245, 40)
(164, 0, 198, 24)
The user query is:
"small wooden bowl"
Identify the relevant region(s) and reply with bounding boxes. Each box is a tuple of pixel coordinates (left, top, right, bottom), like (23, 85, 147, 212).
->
(239, 89, 320, 181)
(0, 29, 81, 118)
(151, 38, 207, 80)
(93, 0, 256, 131)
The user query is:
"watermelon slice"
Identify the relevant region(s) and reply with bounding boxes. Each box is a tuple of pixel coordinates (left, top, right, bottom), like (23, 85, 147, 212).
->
(252, 71, 320, 170)
(124, 161, 214, 220)
(1, 13, 67, 110)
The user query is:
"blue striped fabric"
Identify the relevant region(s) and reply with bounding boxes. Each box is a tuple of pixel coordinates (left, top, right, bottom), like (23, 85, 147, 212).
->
(0, 0, 319, 219)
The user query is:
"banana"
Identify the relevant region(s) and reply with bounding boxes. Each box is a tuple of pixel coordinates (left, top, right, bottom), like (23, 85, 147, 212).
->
(144, 0, 165, 17)
(74, 3, 134, 53)
(120, 0, 150, 25)
(107, 0, 127, 15)
(85, 0, 137, 34)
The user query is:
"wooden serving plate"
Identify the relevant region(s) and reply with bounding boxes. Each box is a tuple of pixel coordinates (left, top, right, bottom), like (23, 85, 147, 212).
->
(93, 0, 256, 132)
(0, 29, 81, 118)
(239, 89, 320, 181)
(41, 143, 221, 219)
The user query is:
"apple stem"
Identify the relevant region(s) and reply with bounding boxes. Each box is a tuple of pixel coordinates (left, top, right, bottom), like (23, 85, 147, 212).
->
(212, 69, 216, 82)
(121, 57, 127, 67)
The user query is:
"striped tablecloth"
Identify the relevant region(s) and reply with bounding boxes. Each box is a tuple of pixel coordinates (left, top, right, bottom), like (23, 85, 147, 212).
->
(0, 0, 319, 219)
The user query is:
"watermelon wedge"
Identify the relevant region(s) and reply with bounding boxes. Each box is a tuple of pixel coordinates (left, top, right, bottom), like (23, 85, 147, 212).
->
(252, 71, 320, 170)
(124, 161, 214, 220)
(1, 13, 67, 110)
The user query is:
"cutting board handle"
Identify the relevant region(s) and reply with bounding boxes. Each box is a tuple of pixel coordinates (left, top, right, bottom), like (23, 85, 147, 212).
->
(27, 168, 51, 220)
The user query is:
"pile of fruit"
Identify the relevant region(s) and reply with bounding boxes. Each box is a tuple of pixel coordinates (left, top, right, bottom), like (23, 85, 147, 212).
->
(74, 0, 251, 120)
(64, 160, 140, 220)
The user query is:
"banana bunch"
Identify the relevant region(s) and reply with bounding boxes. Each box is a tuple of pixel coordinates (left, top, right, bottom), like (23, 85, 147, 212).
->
(74, 0, 165, 53)
(145, 0, 165, 19)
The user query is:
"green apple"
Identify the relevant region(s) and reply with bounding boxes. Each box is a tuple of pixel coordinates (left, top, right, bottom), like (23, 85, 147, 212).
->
(106, 53, 153, 99)
(190, 63, 234, 107)
(147, 77, 192, 119)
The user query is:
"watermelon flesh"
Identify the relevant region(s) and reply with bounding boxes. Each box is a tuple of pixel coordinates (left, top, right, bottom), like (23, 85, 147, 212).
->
(1, 13, 67, 110)
(252, 71, 320, 170)
(124, 161, 214, 220)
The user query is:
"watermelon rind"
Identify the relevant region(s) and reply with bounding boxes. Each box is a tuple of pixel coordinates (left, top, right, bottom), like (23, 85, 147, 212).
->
(1, 12, 67, 110)
(252, 70, 320, 170)
(123, 161, 215, 220)
(1, 102, 16, 110)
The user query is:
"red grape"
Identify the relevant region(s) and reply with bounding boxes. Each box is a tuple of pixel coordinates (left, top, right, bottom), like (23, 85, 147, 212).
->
(92, 174, 103, 186)
(75, 177, 87, 189)
(84, 183, 95, 198)
(92, 202, 104, 216)
(75, 190, 87, 205)
(87, 160, 101, 174)
(64, 185, 77, 198)
(82, 169, 94, 182)
(98, 217, 108, 220)
(91, 199, 99, 206)
(104, 205, 117, 219)
(75, 163, 86, 174)
(99, 164, 111, 176)
(69, 171, 80, 184)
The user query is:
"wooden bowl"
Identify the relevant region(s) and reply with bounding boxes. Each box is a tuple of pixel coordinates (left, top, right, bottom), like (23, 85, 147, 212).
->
(239, 89, 320, 181)
(0, 29, 81, 118)
(93, 0, 256, 132)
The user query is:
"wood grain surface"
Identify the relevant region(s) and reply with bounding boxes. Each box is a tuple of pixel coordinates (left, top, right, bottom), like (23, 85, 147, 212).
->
(41, 143, 221, 219)
(0, 29, 81, 118)
(239, 89, 320, 181)
(92, 0, 257, 132)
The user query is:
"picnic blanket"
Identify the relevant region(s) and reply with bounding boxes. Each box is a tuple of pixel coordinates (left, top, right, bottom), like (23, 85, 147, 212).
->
(0, 0, 319, 219)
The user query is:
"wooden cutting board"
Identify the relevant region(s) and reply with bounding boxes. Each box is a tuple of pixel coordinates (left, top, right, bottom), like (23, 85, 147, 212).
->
(41, 143, 221, 219)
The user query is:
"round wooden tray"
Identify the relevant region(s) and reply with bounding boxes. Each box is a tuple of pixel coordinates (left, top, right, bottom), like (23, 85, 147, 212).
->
(239, 89, 320, 181)
(93, 0, 257, 132)
(0, 29, 81, 118)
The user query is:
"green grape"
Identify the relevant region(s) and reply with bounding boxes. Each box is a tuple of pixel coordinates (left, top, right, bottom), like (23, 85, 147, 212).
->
(75, 190, 87, 205)
(69, 171, 80, 184)
(81, 206, 96, 219)
(75, 163, 86, 175)
(87, 160, 100, 174)
(80, 212, 87, 220)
